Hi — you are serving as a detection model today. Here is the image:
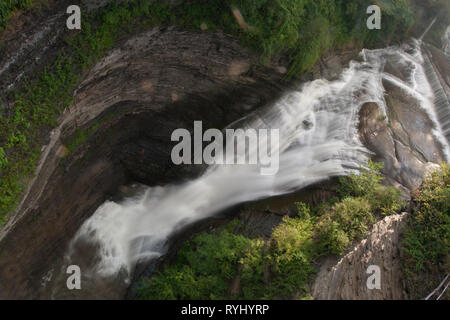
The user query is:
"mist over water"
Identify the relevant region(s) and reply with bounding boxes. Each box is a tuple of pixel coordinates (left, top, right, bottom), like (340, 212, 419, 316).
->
(65, 40, 450, 282)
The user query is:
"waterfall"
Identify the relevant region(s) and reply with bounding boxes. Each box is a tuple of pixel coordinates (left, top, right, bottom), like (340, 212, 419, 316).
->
(443, 26, 450, 55)
(422, 47, 450, 143)
(65, 40, 450, 281)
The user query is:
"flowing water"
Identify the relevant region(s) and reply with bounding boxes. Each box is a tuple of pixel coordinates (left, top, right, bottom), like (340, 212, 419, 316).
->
(422, 50, 450, 142)
(443, 26, 450, 55)
(60, 40, 450, 290)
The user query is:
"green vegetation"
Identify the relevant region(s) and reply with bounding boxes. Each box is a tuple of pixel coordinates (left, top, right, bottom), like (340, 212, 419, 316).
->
(0, 0, 38, 30)
(313, 161, 404, 255)
(335, 160, 403, 216)
(136, 215, 318, 300)
(401, 164, 450, 299)
(316, 197, 373, 255)
(165, 0, 416, 76)
(137, 221, 267, 299)
(136, 161, 405, 299)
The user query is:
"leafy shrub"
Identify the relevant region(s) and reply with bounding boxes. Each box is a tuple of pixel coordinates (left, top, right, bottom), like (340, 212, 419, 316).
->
(296, 201, 311, 219)
(268, 214, 317, 298)
(137, 211, 320, 300)
(136, 224, 266, 300)
(317, 197, 374, 255)
(317, 161, 404, 255)
(138, 264, 227, 300)
(321, 220, 350, 255)
(336, 160, 403, 215)
(169, 0, 420, 76)
(401, 164, 450, 299)
(336, 160, 384, 198)
(370, 184, 403, 216)
(333, 197, 374, 239)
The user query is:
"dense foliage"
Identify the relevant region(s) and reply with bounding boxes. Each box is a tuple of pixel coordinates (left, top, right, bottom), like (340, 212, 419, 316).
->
(401, 164, 450, 299)
(164, 0, 416, 76)
(0, 0, 37, 29)
(136, 162, 405, 299)
(335, 160, 403, 216)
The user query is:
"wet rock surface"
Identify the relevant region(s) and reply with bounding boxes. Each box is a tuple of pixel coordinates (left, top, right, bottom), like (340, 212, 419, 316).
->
(359, 101, 440, 194)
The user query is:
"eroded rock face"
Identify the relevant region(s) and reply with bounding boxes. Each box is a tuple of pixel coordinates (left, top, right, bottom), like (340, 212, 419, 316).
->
(359, 43, 448, 195)
(359, 102, 441, 195)
(0, 25, 284, 299)
(312, 213, 409, 300)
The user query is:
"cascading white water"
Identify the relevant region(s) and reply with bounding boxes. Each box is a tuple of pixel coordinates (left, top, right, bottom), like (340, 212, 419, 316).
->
(67, 40, 450, 280)
(443, 26, 450, 55)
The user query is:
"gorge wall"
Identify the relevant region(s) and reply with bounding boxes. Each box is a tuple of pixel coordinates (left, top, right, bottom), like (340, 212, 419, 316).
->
(0, 1, 448, 300)
(0, 22, 287, 298)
